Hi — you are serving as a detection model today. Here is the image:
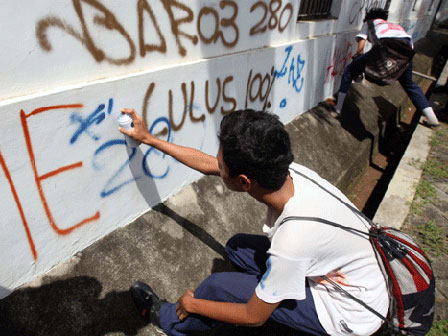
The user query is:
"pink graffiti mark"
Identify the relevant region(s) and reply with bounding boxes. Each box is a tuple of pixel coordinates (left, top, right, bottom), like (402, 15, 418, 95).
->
(318, 270, 349, 286)
(324, 41, 352, 84)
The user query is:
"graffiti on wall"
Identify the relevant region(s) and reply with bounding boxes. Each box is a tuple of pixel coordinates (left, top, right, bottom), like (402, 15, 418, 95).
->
(324, 40, 353, 84)
(348, 0, 389, 24)
(246, 67, 276, 111)
(0, 99, 171, 261)
(36, 0, 295, 64)
(0, 47, 307, 262)
(2, 0, 440, 296)
(1, 104, 104, 261)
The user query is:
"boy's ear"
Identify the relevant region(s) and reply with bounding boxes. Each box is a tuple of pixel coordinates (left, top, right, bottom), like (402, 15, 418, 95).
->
(237, 174, 252, 191)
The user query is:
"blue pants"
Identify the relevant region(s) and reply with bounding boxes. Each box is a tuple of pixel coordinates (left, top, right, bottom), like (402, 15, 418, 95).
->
(339, 47, 430, 110)
(159, 233, 328, 336)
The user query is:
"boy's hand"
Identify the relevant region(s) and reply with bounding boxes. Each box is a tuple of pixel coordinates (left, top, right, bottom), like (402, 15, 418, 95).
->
(176, 289, 195, 321)
(119, 108, 152, 144)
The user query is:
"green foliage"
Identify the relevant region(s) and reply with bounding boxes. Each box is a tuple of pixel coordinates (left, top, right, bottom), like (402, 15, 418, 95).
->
(416, 220, 447, 256)
(430, 127, 448, 148)
(404, 124, 448, 334)
(427, 319, 448, 336)
(410, 180, 437, 215)
(426, 126, 448, 178)
(423, 159, 448, 178)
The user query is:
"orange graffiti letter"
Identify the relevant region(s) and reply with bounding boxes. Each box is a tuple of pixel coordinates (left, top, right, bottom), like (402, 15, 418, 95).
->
(21, 105, 100, 236)
(0, 152, 37, 260)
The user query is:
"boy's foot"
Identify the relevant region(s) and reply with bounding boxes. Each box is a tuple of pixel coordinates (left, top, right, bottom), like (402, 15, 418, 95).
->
(130, 281, 166, 328)
(324, 97, 336, 108)
(319, 97, 340, 118)
(330, 111, 340, 118)
(354, 73, 364, 83)
(422, 107, 440, 127)
(329, 108, 341, 118)
(422, 120, 441, 129)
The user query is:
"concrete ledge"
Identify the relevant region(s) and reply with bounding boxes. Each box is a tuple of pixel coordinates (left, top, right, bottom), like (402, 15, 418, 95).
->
(373, 119, 433, 228)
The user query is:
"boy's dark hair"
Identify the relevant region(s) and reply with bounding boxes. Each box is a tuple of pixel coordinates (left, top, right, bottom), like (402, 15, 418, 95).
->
(218, 109, 294, 191)
(364, 7, 388, 22)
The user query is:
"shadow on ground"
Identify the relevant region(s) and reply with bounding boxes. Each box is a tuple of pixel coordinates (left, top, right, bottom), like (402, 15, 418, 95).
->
(361, 97, 422, 218)
(0, 276, 146, 336)
(0, 274, 311, 336)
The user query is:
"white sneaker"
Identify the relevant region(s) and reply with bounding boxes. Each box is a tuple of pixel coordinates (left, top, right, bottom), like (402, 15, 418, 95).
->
(422, 119, 440, 128)
(422, 107, 440, 127)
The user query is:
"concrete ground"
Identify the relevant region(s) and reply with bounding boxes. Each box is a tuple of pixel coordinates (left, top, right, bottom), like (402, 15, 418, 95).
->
(1, 30, 448, 336)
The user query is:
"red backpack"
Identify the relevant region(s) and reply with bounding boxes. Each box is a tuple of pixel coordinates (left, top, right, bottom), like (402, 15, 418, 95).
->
(364, 20, 415, 86)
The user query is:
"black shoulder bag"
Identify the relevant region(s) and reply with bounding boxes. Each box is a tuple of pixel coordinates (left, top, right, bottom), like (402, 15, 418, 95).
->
(364, 20, 415, 86)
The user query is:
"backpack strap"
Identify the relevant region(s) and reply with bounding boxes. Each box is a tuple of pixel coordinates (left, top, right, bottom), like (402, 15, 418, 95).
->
(284, 169, 392, 325)
(279, 215, 373, 238)
(322, 275, 390, 326)
(279, 215, 390, 327)
(288, 167, 376, 227)
(367, 19, 380, 45)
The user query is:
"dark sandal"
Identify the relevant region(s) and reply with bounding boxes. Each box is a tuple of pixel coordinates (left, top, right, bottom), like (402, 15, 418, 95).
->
(130, 281, 165, 327)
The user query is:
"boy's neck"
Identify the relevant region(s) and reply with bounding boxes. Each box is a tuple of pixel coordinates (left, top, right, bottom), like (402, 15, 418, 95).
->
(249, 174, 295, 219)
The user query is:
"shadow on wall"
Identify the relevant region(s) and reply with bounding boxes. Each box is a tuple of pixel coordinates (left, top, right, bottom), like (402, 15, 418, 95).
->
(0, 276, 146, 336)
(312, 86, 405, 177)
(372, 95, 400, 146)
(337, 88, 380, 169)
(338, 88, 375, 143)
(417, 30, 448, 61)
(127, 145, 163, 207)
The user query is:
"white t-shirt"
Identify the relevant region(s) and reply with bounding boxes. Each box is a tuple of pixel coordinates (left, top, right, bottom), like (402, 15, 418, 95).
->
(255, 163, 389, 336)
(357, 19, 412, 45)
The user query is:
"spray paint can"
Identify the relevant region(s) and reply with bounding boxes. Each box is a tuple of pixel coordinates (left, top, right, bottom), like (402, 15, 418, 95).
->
(116, 113, 141, 148)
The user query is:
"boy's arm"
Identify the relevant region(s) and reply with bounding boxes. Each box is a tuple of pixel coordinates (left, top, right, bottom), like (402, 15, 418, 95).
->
(354, 22, 368, 58)
(356, 39, 366, 55)
(177, 289, 280, 327)
(353, 38, 366, 58)
(119, 108, 220, 176)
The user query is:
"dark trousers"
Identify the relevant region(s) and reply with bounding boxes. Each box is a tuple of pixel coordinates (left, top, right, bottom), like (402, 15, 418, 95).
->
(339, 44, 430, 111)
(159, 233, 328, 336)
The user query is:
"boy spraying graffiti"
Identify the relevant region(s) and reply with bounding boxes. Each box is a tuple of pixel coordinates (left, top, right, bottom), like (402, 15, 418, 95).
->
(119, 108, 388, 335)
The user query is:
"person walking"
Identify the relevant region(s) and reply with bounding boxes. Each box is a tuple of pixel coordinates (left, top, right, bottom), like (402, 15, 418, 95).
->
(334, 8, 440, 127)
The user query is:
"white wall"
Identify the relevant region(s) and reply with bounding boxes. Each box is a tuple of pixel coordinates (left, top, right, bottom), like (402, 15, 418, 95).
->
(434, 0, 448, 26)
(0, 0, 440, 297)
(0, 0, 299, 101)
(388, 0, 440, 41)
